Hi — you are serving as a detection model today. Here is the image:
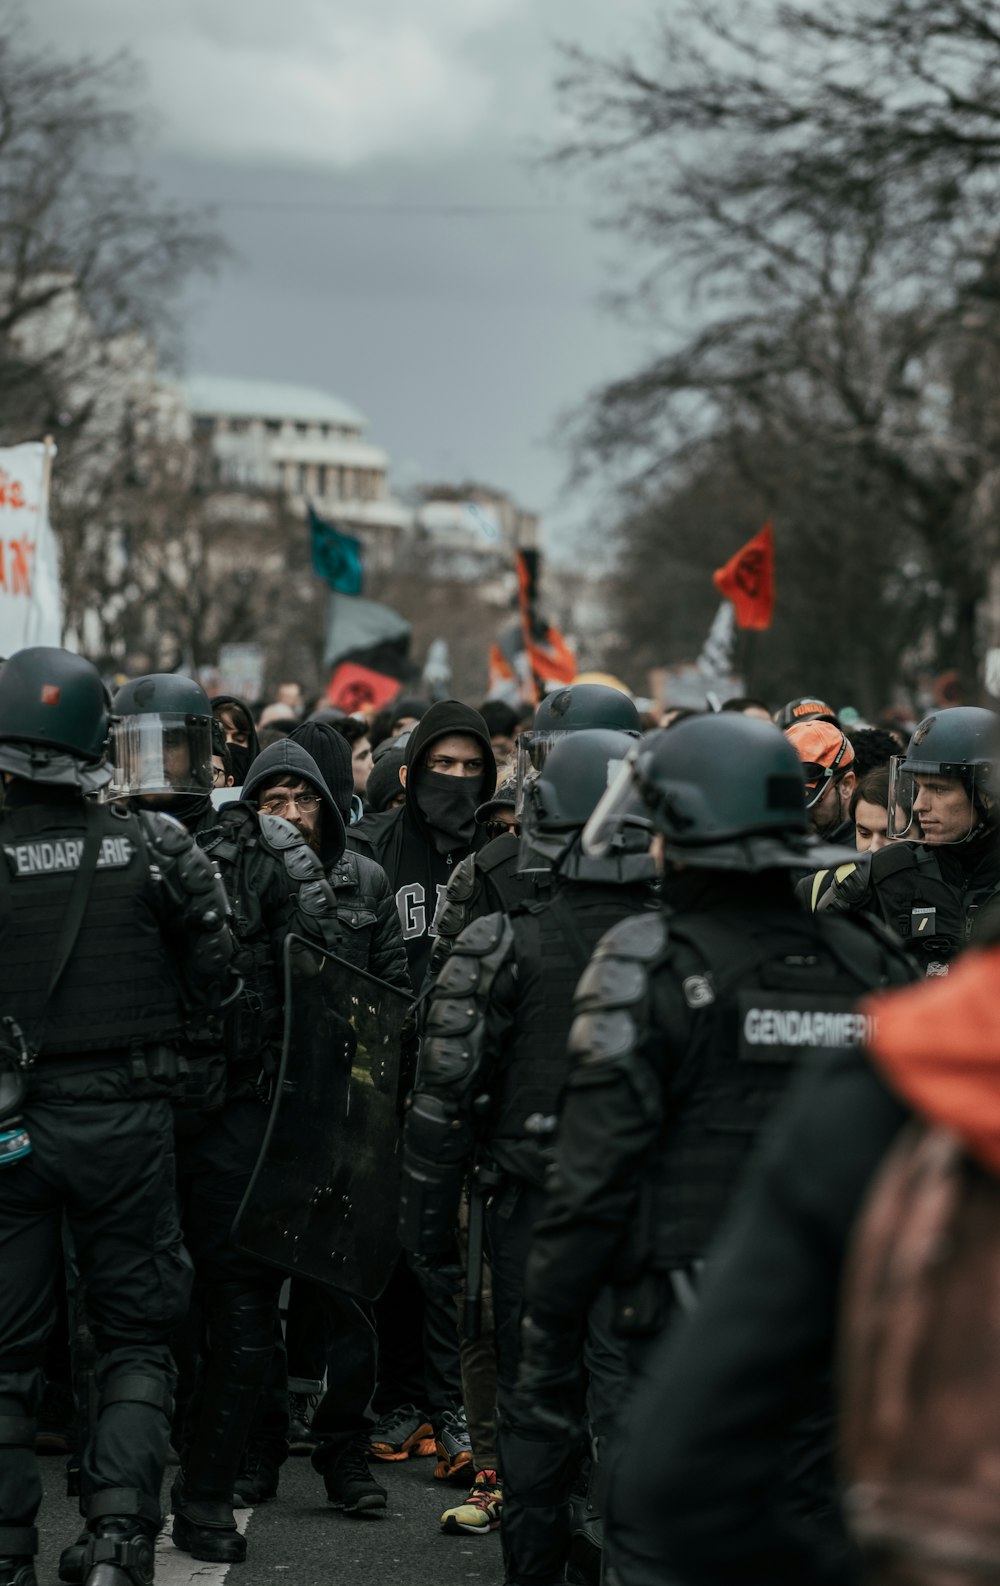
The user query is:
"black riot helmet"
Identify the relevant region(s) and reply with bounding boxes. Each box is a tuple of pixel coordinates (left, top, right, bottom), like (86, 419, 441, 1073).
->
(584, 714, 824, 873)
(516, 683, 641, 816)
(887, 706, 1000, 845)
(110, 673, 214, 800)
(0, 646, 112, 790)
(521, 728, 653, 879)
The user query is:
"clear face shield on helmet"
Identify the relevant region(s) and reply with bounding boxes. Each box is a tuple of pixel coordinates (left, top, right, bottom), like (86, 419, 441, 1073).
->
(581, 753, 653, 859)
(514, 730, 567, 818)
(886, 755, 992, 845)
(109, 713, 214, 798)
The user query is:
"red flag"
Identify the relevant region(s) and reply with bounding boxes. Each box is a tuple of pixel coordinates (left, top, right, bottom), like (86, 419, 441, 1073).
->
(326, 662, 400, 715)
(712, 522, 775, 630)
(516, 550, 576, 687)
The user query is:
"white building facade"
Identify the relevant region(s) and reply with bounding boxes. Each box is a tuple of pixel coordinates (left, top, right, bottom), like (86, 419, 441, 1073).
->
(176, 375, 410, 570)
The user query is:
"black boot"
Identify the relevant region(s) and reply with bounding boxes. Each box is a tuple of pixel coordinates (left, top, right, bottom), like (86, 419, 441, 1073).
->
(177, 1283, 273, 1560)
(78, 1521, 154, 1586)
(57, 1529, 89, 1584)
(323, 1442, 387, 1516)
(171, 1479, 245, 1565)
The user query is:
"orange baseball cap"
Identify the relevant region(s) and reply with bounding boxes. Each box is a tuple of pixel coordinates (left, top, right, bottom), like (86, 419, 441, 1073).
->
(784, 720, 855, 808)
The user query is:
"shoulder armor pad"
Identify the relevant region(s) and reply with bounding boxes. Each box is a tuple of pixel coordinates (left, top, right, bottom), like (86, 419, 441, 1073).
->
(575, 951, 648, 1012)
(435, 950, 483, 999)
(140, 809, 190, 855)
(592, 911, 668, 965)
(447, 853, 478, 902)
(257, 812, 304, 854)
(568, 1007, 638, 1068)
(456, 911, 512, 958)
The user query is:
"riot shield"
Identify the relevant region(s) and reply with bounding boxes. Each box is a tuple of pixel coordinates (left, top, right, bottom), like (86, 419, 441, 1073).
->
(233, 934, 411, 1301)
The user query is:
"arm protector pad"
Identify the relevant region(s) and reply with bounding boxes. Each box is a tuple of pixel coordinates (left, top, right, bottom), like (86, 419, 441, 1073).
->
(141, 811, 234, 990)
(426, 852, 479, 980)
(566, 912, 666, 1088)
(398, 1091, 475, 1255)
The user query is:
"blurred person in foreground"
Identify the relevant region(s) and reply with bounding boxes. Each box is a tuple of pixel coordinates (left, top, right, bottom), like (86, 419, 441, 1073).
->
(602, 927, 1000, 1586)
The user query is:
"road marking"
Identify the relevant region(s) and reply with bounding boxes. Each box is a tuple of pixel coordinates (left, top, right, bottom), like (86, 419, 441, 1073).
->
(153, 1510, 252, 1584)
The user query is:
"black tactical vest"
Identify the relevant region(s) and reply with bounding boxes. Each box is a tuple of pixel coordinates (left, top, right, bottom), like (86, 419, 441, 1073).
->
(632, 908, 902, 1274)
(478, 832, 547, 917)
(491, 882, 650, 1186)
(0, 799, 184, 1056)
(867, 845, 989, 974)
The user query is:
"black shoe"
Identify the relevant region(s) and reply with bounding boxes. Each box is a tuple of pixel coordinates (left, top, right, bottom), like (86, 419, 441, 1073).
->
(171, 1500, 246, 1564)
(287, 1391, 319, 1453)
(0, 1561, 37, 1586)
(324, 1444, 388, 1516)
(233, 1447, 280, 1507)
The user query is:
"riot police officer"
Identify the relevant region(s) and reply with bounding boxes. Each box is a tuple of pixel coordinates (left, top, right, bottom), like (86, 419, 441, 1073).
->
(820, 706, 1000, 972)
(0, 648, 232, 1586)
(109, 675, 344, 1565)
(400, 728, 657, 1586)
(513, 715, 914, 1578)
(427, 684, 642, 985)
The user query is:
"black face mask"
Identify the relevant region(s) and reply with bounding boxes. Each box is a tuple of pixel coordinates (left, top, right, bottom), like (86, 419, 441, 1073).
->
(415, 771, 482, 853)
(227, 744, 251, 785)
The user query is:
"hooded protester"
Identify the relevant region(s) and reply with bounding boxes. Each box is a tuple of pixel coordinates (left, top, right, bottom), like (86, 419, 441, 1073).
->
(238, 737, 410, 1520)
(289, 719, 361, 826)
(242, 738, 408, 991)
(365, 744, 407, 814)
(211, 695, 260, 789)
(350, 700, 496, 987)
(348, 702, 496, 1486)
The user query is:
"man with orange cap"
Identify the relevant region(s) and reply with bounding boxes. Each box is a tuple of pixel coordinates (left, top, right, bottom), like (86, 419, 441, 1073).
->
(784, 719, 857, 846)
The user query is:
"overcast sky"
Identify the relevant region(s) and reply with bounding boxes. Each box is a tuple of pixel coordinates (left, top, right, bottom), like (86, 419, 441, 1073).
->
(27, 0, 656, 554)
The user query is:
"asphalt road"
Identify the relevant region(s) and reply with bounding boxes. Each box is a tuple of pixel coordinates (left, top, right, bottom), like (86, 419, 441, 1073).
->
(34, 1450, 506, 1586)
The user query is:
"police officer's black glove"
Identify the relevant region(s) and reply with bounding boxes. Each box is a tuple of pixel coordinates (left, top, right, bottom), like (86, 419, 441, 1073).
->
(513, 1312, 585, 1436)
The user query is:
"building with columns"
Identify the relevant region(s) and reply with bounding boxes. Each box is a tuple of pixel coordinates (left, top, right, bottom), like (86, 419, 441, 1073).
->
(177, 374, 410, 570)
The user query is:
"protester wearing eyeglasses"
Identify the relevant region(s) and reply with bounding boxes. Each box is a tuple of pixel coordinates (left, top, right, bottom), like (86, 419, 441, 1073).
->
(784, 719, 858, 846)
(238, 736, 410, 1518)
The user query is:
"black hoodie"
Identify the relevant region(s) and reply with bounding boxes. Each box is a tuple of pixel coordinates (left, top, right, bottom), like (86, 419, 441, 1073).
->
(242, 738, 346, 867)
(211, 695, 260, 788)
(350, 700, 496, 983)
(241, 738, 409, 990)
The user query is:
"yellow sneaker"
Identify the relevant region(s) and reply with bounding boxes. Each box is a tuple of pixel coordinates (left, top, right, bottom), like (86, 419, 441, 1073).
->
(440, 1468, 503, 1534)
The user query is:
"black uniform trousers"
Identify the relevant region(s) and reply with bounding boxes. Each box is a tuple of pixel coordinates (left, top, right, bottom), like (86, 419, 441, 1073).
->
(489, 1180, 629, 1586)
(248, 1282, 378, 1470)
(0, 1095, 191, 1553)
(174, 1097, 283, 1502)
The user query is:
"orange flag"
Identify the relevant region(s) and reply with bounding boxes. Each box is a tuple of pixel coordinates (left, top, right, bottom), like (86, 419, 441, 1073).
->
(516, 550, 576, 685)
(712, 522, 775, 630)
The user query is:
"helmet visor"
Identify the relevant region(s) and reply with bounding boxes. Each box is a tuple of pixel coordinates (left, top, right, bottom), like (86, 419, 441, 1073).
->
(110, 713, 213, 797)
(581, 753, 650, 859)
(886, 755, 988, 844)
(514, 729, 569, 817)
